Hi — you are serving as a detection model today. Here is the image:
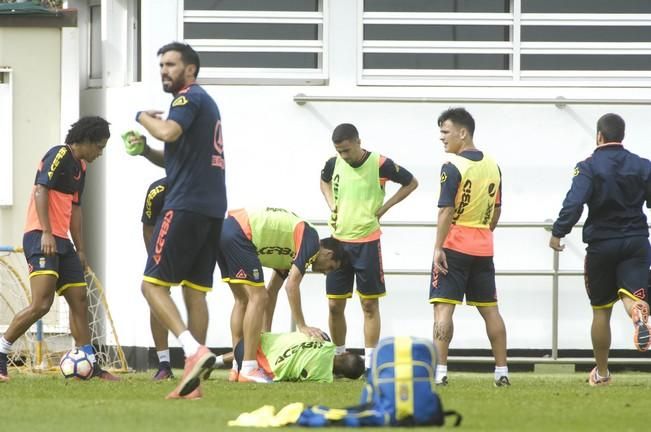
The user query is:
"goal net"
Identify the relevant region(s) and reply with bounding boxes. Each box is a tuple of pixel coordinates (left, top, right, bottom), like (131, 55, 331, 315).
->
(0, 247, 128, 374)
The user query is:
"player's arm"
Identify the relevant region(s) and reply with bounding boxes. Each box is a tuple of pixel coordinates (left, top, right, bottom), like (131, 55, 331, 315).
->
(550, 162, 593, 251)
(137, 111, 183, 144)
(376, 157, 418, 219)
(34, 184, 56, 256)
(142, 224, 154, 252)
(320, 158, 336, 211)
(285, 265, 324, 339)
(264, 270, 287, 332)
(490, 169, 503, 231)
(433, 162, 460, 275)
(70, 204, 87, 270)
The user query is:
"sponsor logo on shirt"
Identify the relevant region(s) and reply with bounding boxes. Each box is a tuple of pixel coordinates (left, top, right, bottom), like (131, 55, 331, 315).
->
(275, 341, 325, 366)
(48, 147, 68, 180)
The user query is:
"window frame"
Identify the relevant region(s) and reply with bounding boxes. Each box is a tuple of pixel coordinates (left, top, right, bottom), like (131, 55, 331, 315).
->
(87, 0, 103, 88)
(358, 0, 651, 87)
(180, 0, 329, 85)
(0, 68, 12, 206)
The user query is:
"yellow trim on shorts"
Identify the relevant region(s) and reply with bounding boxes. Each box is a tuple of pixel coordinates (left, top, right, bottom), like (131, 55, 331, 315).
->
(357, 291, 386, 300)
(327, 293, 353, 300)
(56, 282, 87, 296)
(29, 270, 58, 279)
(180, 279, 212, 292)
(619, 289, 642, 302)
(429, 297, 462, 305)
(222, 278, 265, 287)
(592, 300, 618, 310)
(467, 300, 498, 307)
(143, 276, 175, 287)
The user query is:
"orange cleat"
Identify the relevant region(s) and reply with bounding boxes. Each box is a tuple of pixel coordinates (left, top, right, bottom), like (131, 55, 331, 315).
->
(166, 384, 203, 400)
(228, 368, 239, 382)
(631, 301, 651, 352)
(168, 346, 215, 398)
(238, 367, 273, 384)
(588, 367, 611, 387)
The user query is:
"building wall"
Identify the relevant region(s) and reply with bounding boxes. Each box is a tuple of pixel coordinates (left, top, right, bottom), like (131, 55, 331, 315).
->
(77, 0, 651, 352)
(0, 28, 62, 249)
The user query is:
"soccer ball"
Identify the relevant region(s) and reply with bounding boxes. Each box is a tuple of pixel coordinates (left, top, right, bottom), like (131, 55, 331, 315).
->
(59, 349, 93, 380)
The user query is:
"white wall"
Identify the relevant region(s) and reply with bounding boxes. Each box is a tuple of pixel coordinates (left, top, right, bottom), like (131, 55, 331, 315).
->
(81, 0, 651, 352)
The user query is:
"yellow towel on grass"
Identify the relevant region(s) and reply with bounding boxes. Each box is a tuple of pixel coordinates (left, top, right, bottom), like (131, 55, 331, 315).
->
(228, 402, 305, 427)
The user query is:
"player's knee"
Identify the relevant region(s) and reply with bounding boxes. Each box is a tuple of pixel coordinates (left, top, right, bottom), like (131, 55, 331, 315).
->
(329, 300, 346, 316)
(248, 287, 268, 304)
(31, 300, 53, 318)
(360, 298, 379, 315)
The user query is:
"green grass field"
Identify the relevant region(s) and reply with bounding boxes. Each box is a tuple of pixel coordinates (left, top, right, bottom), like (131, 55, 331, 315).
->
(0, 370, 648, 431)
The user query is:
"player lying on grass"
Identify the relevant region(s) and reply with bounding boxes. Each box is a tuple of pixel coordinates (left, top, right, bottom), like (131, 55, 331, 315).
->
(233, 332, 365, 383)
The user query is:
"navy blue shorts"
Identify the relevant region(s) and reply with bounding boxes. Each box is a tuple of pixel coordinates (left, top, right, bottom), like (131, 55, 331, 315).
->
(584, 236, 650, 308)
(144, 210, 223, 292)
(325, 239, 385, 299)
(216, 216, 265, 286)
(23, 230, 86, 295)
(429, 248, 497, 306)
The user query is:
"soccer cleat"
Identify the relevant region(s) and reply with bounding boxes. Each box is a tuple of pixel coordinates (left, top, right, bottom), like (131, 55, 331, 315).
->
(169, 345, 216, 397)
(588, 367, 611, 387)
(153, 362, 174, 381)
(0, 353, 9, 382)
(92, 365, 121, 381)
(228, 368, 239, 382)
(631, 301, 651, 352)
(494, 376, 511, 387)
(435, 376, 448, 386)
(165, 384, 203, 400)
(238, 367, 273, 384)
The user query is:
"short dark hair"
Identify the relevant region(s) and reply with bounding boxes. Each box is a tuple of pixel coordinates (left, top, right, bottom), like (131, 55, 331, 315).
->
(157, 42, 200, 78)
(320, 237, 346, 267)
(332, 123, 359, 144)
(437, 107, 475, 137)
(597, 113, 625, 142)
(64, 116, 110, 145)
(334, 352, 365, 380)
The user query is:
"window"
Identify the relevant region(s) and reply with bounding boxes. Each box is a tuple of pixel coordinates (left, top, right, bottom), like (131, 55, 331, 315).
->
(182, 0, 327, 84)
(0, 68, 12, 206)
(88, 2, 102, 87)
(127, 0, 141, 82)
(360, 0, 651, 86)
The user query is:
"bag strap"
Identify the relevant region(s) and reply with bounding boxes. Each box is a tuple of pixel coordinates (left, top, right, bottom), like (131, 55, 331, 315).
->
(444, 410, 463, 427)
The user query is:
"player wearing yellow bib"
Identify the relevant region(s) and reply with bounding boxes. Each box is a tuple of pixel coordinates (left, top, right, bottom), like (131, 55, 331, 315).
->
(320, 123, 418, 370)
(233, 332, 365, 383)
(430, 108, 509, 387)
(217, 207, 345, 383)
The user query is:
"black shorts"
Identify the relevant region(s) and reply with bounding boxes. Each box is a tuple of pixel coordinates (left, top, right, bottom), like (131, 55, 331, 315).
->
(325, 239, 385, 299)
(23, 230, 86, 295)
(584, 236, 650, 308)
(429, 248, 497, 306)
(144, 210, 223, 292)
(216, 216, 265, 286)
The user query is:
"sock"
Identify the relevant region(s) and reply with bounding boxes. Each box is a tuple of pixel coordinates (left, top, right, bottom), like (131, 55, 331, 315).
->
(436, 364, 448, 382)
(80, 344, 97, 364)
(232, 360, 239, 372)
(596, 368, 610, 380)
(240, 360, 258, 375)
(157, 350, 170, 365)
(335, 345, 346, 355)
(0, 337, 13, 355)
(494, 365, 508, 380)
(178, 331, 200, 357)
(215, 354, 225, 368)
(364, 348, 374, 369)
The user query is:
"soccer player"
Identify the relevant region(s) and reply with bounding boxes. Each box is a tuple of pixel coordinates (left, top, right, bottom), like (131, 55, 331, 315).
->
(126, 42, 227, 399)
(218, 207, 345, 383)
(430, 108, 509, 387)
(550, 113, 651, 386)
(0, 116, 118, 382)
(320, 123, 418, 369)
(233, 332, 365, 383)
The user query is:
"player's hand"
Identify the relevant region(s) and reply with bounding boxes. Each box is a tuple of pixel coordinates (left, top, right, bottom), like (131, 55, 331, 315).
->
(433, 247, 448, 275)
(297, 325, 327, 341)
(40, 231, 57, 256)
(121, 130, 147, 156)
(549, 236, 565, 252)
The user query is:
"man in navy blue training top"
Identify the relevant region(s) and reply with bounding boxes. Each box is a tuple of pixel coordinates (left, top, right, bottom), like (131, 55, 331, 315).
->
(550, 113, 651, 387)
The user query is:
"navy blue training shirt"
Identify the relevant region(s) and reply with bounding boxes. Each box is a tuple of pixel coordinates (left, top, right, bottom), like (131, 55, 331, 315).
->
(164, 83, 227, 219)
(552, 143, 651, 243)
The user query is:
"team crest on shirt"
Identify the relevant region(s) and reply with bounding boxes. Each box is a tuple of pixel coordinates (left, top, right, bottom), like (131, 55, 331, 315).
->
(440, 172, 447, 183)
(172, 96, 188, 107)
(573, 166, 580, 177)
(252, 269, 260, 280)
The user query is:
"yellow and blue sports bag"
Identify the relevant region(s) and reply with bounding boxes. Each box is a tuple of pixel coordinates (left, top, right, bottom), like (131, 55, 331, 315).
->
(360, 336, 462, 426)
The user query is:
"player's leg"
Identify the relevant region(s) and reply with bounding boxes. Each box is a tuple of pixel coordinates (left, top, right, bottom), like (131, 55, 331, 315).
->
(150, 312, 173, 380)
(614, 237, 651, 351)
(468, 255, 509, 386)
(326, 242, 354, 353)
(229, 283, 247, 381)
(584, 240, 618, 385)
(183, 287, 208, 345)
(238, 283, 270, 383)
(355, 239, 386, 369)
(429, 248, 467, 385)
(264, 270, 287, 332)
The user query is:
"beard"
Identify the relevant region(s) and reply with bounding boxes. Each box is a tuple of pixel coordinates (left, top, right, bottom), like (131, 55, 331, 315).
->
(162, 75, 184, 94)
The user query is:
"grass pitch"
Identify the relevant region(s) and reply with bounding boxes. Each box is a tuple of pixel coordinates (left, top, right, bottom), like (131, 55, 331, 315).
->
(1, 370, 648, 431)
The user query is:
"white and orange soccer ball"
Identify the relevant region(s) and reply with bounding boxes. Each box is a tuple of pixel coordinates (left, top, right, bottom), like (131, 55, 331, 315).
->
(59, 349, 93, 380)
